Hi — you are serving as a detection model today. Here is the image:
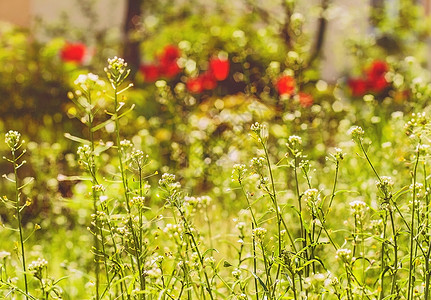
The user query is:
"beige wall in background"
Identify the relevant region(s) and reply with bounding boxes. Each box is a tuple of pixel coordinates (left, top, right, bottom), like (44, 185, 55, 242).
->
(0, 0, 125, 33)
(31, 0, 126, 32)
(0, 0, 31, 27)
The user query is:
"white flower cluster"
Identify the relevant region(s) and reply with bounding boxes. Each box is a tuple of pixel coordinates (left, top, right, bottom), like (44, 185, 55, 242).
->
(163, 223, 183, 238)
(349, 200, 368, 221)
(232, 164, 247, 183)
(74, 73, 105, 91)
(335, 248, 351, 263)
(250, 122, 264, 133)
(287, 135, 302, 149)
(159, 173, 181, 190)
(5, 130, 21, 150)
(184, 195, 211, 211)
(77, 144, 92, 161)
(130, 196, 146, 209)
(303, 188, 321, 209)
(28, 257, 48, 278)
(252, 227, 267, 242)
(348, 126, 365, 141)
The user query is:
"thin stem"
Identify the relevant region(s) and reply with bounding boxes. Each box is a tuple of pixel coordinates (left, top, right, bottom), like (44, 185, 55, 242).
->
(293, 155, 308, 273)
(425, 243, 431, 299)
(345, 263, 353, 300)
(113, 86, 145, 298)
(290, 270, 298, 300)
(251, 223, 259, 300)
(424, 163, 431, 299)
(379, 211, 387, 300)
(358, 140, 381, 182)
(239, 184, 259, 299)
(261, 139, 284, 296)
(261, 140, 282, 256)
(327, 160, 340, 215)
(13, 149, 28, 299)
(407, 151, 420, 300)
(88, 91, 100, 300)
(138, 167, 146, 298)
(389, 208, 398, 296)
(177, 207, 214, 300)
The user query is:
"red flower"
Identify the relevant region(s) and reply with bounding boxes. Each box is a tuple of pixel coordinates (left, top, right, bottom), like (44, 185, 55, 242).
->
(276, 75, 296, 96)
(369, 76, 389, 93)
(209, 58, 230, 81)
(348, 78, 368, 97)
(159, 45, 181, 64)
(60, 42, 86, 64)
(159, 61, 181, 78)
(186, 77, 204, 94)
(201, 72, 218, 90)
(158, 45, 181, 78)
(365, 60, 389, 93)
(298, 92, 313, 108)
(140, 64, 160, 82)
(349, 60, 390, 97)
(366, 60, 389, 81)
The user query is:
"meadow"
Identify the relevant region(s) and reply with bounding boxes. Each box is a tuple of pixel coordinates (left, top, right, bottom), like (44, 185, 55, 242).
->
(1, 1, 431, 299)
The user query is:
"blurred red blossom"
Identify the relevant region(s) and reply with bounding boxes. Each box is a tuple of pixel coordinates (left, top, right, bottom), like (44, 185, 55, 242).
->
(159, 62, 181, 78)
(298, 92, 313, 108)
(276, 75, 296, 96)
(185, 56, 229, 94)
(60, 42, 86, 64)
(139, 64, 160, 82)
(201, 72, 218, 90)
(140, 44, 182, 82)
(159, 45, 181, 65)
(367, 60, 389, 81)
(186, 72, 218, 93)
(349, 60, 390, 97)
(348, 78, 368, 97)
(159, 45, 181, 78)
(186, 77, 204, 94)
(209, 58, 230, 81)
(366, 60, 389, 93)
(369, 76, 389, 93)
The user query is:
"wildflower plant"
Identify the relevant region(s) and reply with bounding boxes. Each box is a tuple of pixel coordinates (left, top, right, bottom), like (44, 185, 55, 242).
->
(1, 131, 32, 299)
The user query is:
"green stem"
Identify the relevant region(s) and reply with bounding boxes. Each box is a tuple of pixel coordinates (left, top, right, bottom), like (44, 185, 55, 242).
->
(113, 86, 145, 298)
(388, 208, 398, 296)
(261, 140, 283, 296)
(407, 151, 420, 300)
(138, 167, 146, 298)
(425, 163, 431, 299)
(359, 140, 381, 182)
(13, 149, 28, 299)
(425, 244, 431, 299)
(240, 184, 259, 300)
(293, 155, 308, 274)
(251, 223, 259, 300)
(379, 211, 387, 300)
(178, 207, 214, 300)
(259, 240, 273, 299)
(88, 91, 100, 300)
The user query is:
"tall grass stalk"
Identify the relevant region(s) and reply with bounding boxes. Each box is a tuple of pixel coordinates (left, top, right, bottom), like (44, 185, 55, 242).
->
(4, 131, 29, 299)
(407, 146, 420, 300)
(106, 57, 145, 299)
(233, 165, 259, 299)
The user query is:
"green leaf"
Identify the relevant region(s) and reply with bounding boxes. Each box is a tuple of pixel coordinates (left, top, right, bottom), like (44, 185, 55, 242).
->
(251, 271, 269, 292)
(64, 133, 90, 145)
(91, 118, 114, 133)
(223, 261, 233, 267)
